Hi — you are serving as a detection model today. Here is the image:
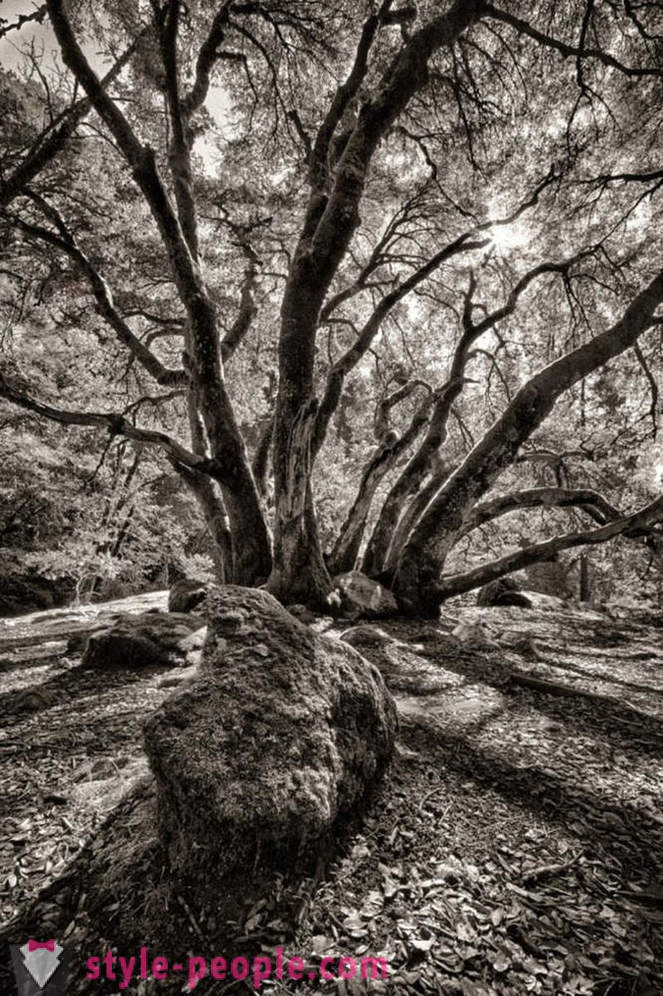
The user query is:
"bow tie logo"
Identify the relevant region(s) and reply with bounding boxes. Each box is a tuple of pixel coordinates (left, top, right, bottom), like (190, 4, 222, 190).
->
(13, 937, 66, 991)
(28, 939, 55, 952)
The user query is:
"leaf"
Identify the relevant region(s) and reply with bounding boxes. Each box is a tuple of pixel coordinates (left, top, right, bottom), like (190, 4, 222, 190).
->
(341, 911, 367, 938)
(361, 890, 384, 917)
(492, 952, 512, 973)
(410, 932, 435, 952)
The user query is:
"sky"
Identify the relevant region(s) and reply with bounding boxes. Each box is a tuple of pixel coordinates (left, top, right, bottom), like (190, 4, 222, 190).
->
(1, 0, 113, 75)
(0, 0, 230, 169)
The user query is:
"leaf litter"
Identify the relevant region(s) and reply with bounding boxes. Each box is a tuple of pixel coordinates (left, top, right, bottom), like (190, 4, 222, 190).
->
(0, 599, 662, 994)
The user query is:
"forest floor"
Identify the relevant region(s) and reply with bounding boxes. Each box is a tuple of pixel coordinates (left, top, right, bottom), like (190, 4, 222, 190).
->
(0, 596, 662, 995)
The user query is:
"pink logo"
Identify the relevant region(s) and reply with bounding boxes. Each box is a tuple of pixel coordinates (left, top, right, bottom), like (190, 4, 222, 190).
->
(28, 939, 56, 952)
(20, 939, 63, 989)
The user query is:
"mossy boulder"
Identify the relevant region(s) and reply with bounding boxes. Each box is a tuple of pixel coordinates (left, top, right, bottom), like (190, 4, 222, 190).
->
(333, 571, 398, 619)
(82, 612, 205, 670)
(143, 586, 397, 880)
(167, 578, 207, 614)
(477, 577, 531, 608)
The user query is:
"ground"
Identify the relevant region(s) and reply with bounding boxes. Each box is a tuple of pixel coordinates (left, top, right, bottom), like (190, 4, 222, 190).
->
(0, 595, 662, 994)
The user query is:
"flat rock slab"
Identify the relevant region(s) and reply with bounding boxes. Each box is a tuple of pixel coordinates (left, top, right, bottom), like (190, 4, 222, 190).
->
(396, 685, 508, 733)
(0, 591, 168, 654)
(70, 757, 151, 814)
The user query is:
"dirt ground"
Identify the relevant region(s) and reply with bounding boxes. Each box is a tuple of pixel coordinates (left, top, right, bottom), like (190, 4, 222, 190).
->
(0, 597, 662, 994)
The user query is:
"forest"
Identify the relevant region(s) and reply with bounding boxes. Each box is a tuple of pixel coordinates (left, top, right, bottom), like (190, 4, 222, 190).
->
(1, 0, 663, 994)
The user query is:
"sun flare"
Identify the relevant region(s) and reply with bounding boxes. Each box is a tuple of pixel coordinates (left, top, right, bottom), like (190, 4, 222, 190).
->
(490, 220, 530, 252)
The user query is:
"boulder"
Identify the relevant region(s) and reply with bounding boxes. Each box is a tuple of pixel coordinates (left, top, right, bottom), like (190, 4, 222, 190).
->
(451, 619, 499, 648)
(340, 625, 395, 648)
(286, 603, 317, 625)
(168, 578, 207, 614)
(143, 585, 397, 880)
(519, 590, 568, 610)
(333, 571, 398, 620)
(477, 577, 531, 608)
(82, 612, 205, 670)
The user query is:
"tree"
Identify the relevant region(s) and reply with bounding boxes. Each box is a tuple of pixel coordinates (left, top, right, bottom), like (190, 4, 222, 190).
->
(1, 0, 663, 615)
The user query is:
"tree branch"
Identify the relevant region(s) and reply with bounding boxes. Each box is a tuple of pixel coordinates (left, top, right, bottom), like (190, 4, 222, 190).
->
(0, 373, 203, 470)
(395, 261, 663, 610)
(458, 486, 623, 538)
(158, 0, 200, 257)
(182, 1, 234, 116)
(11, 203, 187, 388)
(313, 232, 489, 455)
(484, 3, 662, 78)
(45, 0, 206, 313)
(437, 492, 663, 599)
(0, 31, 145, 211)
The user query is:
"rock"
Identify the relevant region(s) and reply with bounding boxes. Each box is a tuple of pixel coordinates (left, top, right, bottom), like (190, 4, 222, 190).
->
(67, 621, 121, 655)
(157, 663, 199, 690)
(477, 577, 531, 608)
(340, 625, 395, 648)
(520, 590, 568, 610)
(333, 571, 398, 620)
(477, 578, 571, 611)
(168, 578, 207, 614)
(13, 688, 57, 712)
(82, 612, 205, 671)
(143, 585, 397, 880)
(286, 604, 317, 624)
(451, 619, 498, 647)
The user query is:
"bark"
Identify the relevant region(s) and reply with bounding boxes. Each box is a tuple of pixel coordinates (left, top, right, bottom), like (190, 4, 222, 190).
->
(394, 266, 663, 613)
(269, 398, 330, 603)
(456, 487, 624, 539)
(384, 461, 457, 570)
(328, 437, 407, 576)
(252, 416, 274, 500)
(181, 374, 232, 583)
(328, 388, 433, 575)
(176, 465, 232, 583)
(362, 379, 465, 575)
(159, 0, 200, 259)
(270, 0, 485, 604)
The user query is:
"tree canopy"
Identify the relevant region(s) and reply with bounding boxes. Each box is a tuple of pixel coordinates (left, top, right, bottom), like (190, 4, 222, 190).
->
(1, 0, 663, 613)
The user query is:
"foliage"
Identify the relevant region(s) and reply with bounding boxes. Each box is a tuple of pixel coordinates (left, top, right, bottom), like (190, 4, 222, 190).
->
(1, 1, 663, 609)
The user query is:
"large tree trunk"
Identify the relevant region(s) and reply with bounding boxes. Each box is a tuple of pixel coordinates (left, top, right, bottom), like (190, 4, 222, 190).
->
(269, 0, 484, 604)
(383, 461, 456, 571)
(393, 267, 663, 614)
(328, 438, 404, 576)
(270, 322, 331, 603)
